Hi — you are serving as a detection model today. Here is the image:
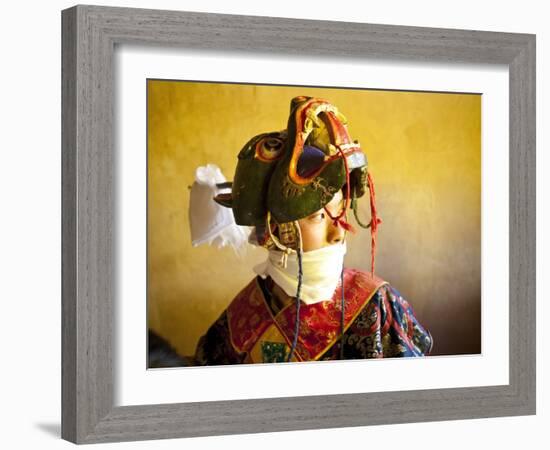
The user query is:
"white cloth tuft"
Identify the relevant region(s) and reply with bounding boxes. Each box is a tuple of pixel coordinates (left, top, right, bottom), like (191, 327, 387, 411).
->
(189, 164, 249, 254)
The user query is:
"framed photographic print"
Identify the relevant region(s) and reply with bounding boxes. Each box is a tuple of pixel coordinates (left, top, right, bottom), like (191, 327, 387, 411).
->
(61, 4, 535, 444)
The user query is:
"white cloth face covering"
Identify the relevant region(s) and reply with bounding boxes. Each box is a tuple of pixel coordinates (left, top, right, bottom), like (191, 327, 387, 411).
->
(253, 242, 347, 305)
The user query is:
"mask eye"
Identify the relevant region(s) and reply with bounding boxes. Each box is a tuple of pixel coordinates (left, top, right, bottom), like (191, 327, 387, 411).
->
(255, 136, 285, 162)
(296, 145, 326, 178)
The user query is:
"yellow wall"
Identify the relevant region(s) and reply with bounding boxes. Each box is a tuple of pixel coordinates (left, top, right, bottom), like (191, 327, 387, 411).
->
(147, 80, 481, 357)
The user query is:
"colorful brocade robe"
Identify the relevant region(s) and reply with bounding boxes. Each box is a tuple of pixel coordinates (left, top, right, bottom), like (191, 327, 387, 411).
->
(194, 268, 433, 365)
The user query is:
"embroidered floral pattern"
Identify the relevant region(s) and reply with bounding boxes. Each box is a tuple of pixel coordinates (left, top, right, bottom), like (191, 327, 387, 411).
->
(194, 270, 433, 365)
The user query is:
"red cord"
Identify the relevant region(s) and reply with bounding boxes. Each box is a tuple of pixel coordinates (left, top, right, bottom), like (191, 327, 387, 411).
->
(323, 148, 381, 275)
(367, 171, 382, 276)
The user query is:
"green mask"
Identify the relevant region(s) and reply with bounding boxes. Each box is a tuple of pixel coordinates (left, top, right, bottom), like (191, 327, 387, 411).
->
(216, 96, 369, 228)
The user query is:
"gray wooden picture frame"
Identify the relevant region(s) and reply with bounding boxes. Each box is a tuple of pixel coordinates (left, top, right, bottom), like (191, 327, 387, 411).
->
(61, 4, 536, 444)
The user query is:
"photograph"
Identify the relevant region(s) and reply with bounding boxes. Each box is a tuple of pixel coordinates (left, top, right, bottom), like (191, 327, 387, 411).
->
(146, 80, 481, 367)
